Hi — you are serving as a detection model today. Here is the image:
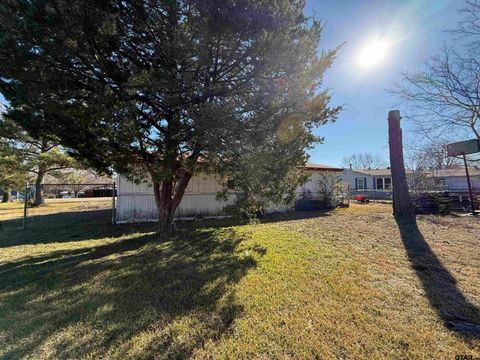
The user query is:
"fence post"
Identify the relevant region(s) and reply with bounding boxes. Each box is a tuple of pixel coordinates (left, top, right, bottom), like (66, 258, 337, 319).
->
(23, 182, 28, 230)
(112, 182, 117, 225)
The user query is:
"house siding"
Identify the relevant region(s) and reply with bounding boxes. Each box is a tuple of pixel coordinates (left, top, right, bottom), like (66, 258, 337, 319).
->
(443, 175, 480, 191)
(116, 168, 342, 223)
(116, 173, 236, 223)
(342, 169, 372, 190)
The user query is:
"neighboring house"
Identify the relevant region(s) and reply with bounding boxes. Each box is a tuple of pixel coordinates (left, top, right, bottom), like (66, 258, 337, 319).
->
(343, 168, 397, 191)
(342, 167, 406, 200)
(116, 162, 343, 223)
(342, 166, 480, 199)
(428, 168, 480, 191)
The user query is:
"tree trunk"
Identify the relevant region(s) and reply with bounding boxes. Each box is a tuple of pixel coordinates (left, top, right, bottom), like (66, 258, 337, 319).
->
(1, 188, 12, 203)
(153, 168, 192, 234)
(388, 110, 414, 217)
(34, 171, 45, 206)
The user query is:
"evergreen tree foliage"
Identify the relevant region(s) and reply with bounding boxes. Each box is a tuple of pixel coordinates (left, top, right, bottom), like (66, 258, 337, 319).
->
(0, 0, 340, 231)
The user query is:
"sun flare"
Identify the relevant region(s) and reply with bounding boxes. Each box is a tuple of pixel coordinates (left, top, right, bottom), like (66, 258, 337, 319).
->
(357, 38, 390, 69)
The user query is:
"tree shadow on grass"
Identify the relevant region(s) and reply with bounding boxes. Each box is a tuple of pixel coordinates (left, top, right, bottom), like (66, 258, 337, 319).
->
(0, 225, 257, 359)
(0, 209, 157, 248)
(395, 216, 480, 338)
(0, 207, 333, 249)
(259, 210, 332, 224)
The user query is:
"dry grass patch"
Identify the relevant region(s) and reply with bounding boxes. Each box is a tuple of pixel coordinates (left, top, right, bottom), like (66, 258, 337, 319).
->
(0, 197, 111, 221)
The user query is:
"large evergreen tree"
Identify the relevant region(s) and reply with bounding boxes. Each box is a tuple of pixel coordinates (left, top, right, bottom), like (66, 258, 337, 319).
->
(0, 0, 340, 232)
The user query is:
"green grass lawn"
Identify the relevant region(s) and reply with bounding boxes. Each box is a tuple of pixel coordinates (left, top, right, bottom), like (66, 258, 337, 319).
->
(0, 202, 479, 359)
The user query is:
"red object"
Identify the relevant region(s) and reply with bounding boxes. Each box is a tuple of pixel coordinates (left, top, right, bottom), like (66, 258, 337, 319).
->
(354, 195, 370, 203)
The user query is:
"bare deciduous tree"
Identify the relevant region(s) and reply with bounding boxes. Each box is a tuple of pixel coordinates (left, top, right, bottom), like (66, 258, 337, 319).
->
(394, 1, 480, 145)
(404, 139, 461, 171)
(451, 0, 480, 50)
(342, 152, 387, 170)
(394, 48, 480, 142)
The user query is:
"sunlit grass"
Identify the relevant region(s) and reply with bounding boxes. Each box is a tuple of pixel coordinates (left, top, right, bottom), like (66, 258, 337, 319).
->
(0, 201, 478, 358)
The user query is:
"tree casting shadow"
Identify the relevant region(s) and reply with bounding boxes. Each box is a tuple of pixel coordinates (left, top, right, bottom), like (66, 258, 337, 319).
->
(395, 216, 480, 337)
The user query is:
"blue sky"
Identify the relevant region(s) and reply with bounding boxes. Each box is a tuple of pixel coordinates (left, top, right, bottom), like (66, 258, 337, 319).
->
(306, 0, 462, 166)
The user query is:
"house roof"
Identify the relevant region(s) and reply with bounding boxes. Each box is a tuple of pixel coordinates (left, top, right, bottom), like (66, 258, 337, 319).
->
(430, 168, 480, 177)
(350, 167, 480, 177)
(304, 163, 343, 172)
(350, 168, 414, 176)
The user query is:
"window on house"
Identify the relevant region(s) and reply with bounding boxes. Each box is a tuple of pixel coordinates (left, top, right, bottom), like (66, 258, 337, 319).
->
(376, 177, 392, 190)
(357, 178, 365, 190)
(435, 178, 446, 186)
(384, 177, 392, 190)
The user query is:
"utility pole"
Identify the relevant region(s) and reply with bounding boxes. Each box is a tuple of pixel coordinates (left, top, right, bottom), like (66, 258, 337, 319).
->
(388, 110, 414, 217)
(462, 154, 476, 216)
(446, 139, 479, 216)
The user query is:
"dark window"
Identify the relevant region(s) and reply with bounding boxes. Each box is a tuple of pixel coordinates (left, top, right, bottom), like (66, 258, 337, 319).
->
(376, 177, 392, 190)
(384, 177, 392, 190)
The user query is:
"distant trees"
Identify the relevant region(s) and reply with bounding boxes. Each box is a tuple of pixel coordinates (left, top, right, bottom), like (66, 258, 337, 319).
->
(394, 1, 480, 151)
(405, 140, 461, 171)
(0, 0, 340, 232)
(342, 152, 387, 170)
(55, 170, 111, 198)
(0, 116, 76, 205)
(0, 139, 24, 202)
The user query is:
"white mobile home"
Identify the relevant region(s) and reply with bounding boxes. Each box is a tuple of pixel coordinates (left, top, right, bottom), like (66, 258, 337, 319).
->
(116, 163, 342, 223)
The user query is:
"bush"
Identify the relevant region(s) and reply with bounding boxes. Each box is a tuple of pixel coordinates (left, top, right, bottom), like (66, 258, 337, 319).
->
(317, 172, 347, 209)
